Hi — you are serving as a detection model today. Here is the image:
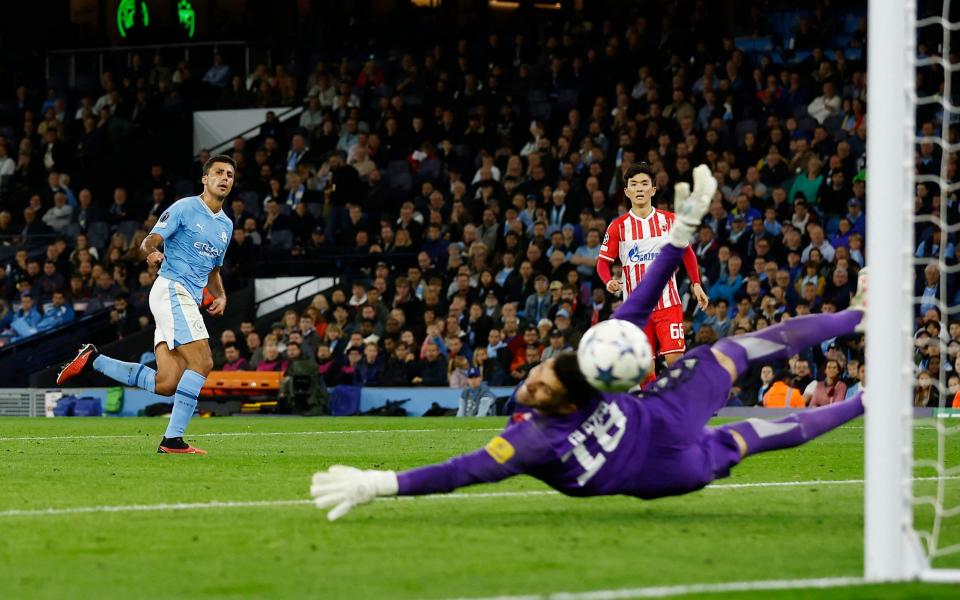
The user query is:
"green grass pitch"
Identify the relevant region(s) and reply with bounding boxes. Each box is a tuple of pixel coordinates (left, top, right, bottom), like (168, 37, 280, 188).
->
(1, 416, 958, 599)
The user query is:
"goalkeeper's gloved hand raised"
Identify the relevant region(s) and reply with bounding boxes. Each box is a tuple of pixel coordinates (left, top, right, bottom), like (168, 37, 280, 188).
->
(669, 164, 718, 247)
(310, 465, 399, 521)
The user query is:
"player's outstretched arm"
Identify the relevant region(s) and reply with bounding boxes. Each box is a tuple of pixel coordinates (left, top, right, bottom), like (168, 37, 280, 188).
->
(613, 165, 715, 325)
(311, 426, 547, 521)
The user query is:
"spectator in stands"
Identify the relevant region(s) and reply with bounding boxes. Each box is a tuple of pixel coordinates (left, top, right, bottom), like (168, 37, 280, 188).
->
(356, 342, 384, 386)
(257, 338, 288, 373)
(541, 328, 572, 361)
(42, 192, 73, 232)
(457, 367, 496, 417)
(914, 369, 940, 408)
(807, 81, 842, 125)
(809, 359, 848, 407)
(416, 341, 447, 386)
(221, 343, 252, 371)
(202, 54, 231, 89)
(762, 369, 805, 408)
(9, 292, 41, 340)
(34, 260, 65, 302)
(449, 355, 470, 388)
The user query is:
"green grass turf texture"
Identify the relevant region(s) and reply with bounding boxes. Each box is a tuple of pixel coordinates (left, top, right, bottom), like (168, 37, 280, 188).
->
(0, 416, 958, 600)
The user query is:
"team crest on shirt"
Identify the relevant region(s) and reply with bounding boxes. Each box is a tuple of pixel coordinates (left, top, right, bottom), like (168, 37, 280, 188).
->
(220, 230, 228, 243)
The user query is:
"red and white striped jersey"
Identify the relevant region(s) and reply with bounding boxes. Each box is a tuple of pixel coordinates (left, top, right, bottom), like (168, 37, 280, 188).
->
(599, 209, 682, 310)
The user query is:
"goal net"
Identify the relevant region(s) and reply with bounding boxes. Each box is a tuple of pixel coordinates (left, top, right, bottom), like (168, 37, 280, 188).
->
(866, 0, 960, 581)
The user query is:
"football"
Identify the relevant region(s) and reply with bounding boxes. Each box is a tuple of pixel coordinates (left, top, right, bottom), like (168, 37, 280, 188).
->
(577, 319, 654, 392)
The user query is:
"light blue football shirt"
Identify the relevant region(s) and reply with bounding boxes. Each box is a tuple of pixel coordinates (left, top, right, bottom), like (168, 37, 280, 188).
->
(150, 196, 234, 304)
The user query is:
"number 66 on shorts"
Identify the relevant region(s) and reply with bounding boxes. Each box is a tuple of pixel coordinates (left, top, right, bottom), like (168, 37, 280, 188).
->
(643, 305, 686, 357)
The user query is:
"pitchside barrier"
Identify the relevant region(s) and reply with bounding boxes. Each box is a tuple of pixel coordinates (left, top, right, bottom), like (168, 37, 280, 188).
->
(1, 387, 957, 420)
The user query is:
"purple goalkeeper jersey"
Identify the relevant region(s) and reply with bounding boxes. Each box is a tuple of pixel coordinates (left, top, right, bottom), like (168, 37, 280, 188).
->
(396, 345, 743, 499)
(396, 243, 742, 499)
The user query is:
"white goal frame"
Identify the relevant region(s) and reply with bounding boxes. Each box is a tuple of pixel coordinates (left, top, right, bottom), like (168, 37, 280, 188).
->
(865, 0, 960, 582)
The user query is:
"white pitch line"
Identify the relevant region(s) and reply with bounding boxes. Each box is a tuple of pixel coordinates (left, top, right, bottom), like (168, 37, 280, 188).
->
(0, 428, 505, 442)
(437, 576, 869, 600)
(1, 423, 947, 441)
(2, 476, 957, 519)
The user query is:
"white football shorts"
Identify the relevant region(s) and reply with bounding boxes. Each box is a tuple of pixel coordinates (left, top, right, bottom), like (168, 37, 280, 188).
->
(149, 275, 209, 350)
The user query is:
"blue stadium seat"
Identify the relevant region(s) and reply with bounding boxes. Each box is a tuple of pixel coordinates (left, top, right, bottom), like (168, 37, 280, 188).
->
(268, 230, 293, 251)
(87, 221, 110, 251)
(307, 202, 324, 220)
(174, 178, 196, 198)
(388, 172, 412, 200)
(387, 160, 410, 179)
(417, 159, 442, 182)
(530, 102, 552, 122)
(735, 36, 774, 53)
(239, 190, 261, 218)
(61, 223, 82, 239)
(843, 12, 864, 33)
(791, 49, 812, 64)
(554, 89, 579, 111)
(735, 119, 758, 145)
(115, 220, 141, 243)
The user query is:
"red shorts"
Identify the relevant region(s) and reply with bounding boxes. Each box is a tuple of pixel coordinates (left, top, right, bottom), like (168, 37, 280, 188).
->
(643, 305, 686, 358)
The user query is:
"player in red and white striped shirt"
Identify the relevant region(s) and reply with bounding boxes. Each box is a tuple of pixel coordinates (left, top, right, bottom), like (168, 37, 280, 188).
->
(597, 163, 710, 366)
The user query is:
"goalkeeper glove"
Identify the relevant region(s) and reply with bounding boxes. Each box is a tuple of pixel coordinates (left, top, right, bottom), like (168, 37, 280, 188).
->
(310, 465, 399, 521)
(669, 164, 718, 247)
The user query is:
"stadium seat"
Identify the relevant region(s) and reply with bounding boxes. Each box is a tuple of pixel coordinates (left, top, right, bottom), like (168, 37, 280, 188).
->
(268, 230, 294, 251)
(735, 119, 758, 145)
(416, 159, 442, 182)
(174, 178, 196, 198)
(555, 89, 579, 111)
(239, 190, 261, 218)
(86, 221, 110, 251)
(530, 102, 552, 122)
(61, 223, 82, 239)
(115, 220, 141, 242)
(307, 202, 324, 220)
(735, 36, 774, 53)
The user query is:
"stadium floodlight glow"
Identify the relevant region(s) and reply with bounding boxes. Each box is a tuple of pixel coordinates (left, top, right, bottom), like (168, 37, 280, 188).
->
(116, 0, 149, 39)
(178, 0, 196, 39)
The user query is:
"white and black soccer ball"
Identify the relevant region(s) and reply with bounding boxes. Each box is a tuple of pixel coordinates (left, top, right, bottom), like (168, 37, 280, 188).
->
(577, 319, 654, 392)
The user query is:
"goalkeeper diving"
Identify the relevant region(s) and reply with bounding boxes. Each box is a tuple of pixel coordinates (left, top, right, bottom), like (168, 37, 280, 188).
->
(310, 165, 867, 521)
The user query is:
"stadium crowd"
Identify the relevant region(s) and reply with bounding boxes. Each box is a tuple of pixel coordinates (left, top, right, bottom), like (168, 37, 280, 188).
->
(0, 2, 956, 410)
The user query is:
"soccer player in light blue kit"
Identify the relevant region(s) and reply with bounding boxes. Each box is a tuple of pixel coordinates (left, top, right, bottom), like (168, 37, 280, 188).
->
(309, 165, 868, 521)
(58, 155, 236, 454)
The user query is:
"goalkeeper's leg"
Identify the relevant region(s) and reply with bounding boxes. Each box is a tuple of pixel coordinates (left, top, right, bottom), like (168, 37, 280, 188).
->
(711, 309, 862, 378)
(718, 393, 864, 459)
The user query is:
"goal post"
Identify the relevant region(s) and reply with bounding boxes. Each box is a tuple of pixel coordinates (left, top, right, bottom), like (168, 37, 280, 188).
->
(864, 0, 921, 581)
(866, 0, 960, 582)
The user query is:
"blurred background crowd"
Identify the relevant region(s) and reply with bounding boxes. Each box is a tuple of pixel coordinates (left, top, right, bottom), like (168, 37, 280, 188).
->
(0, 0, 954, 408)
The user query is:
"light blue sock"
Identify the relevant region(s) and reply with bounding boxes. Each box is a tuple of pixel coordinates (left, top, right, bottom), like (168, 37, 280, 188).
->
(164, 370, 206, 439)
(92, 355, 156, 393)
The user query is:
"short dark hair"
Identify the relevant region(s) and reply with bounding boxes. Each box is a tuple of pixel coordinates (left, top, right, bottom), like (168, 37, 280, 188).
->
(622, 162, 656, 187)
(202, 154, 237, 176)
(553, 351, 599, 407)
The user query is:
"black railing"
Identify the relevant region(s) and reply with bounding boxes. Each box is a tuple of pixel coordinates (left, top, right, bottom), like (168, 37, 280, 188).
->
(198, 103, 304, 159)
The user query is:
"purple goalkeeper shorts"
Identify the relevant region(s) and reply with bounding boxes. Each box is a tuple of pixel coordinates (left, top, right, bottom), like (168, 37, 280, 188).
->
(631, 345, 744, 499)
